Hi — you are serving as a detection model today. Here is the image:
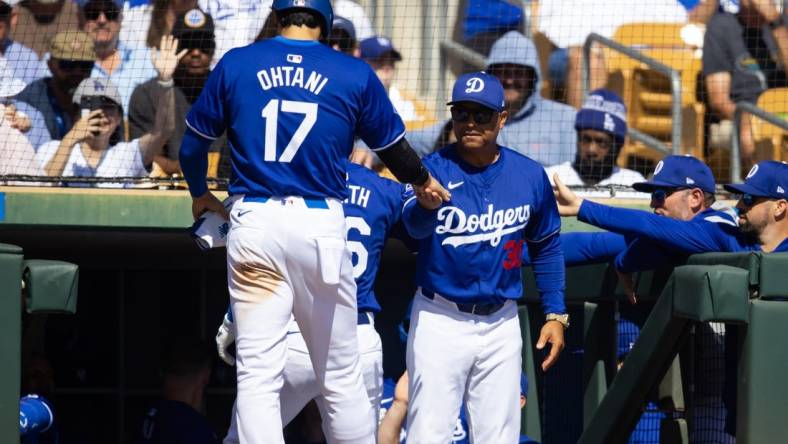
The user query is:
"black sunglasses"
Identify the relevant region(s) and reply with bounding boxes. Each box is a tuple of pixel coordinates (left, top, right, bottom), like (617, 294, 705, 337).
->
(83, 4, 120, 21)
(738, 193, 769, 208)
(450, 106, 495, 125)
(58, 60, 94, 71)
(651, 187, 687, 204)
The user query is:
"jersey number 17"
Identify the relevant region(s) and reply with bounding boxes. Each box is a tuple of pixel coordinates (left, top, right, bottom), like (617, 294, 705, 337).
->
(261, 99, 318, 162)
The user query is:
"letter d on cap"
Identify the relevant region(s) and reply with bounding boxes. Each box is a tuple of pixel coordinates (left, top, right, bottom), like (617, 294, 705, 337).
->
(465, 77, 484, 93)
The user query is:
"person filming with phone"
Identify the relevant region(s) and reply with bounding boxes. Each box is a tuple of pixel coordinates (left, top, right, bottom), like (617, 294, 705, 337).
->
(36, 35, 182, 187)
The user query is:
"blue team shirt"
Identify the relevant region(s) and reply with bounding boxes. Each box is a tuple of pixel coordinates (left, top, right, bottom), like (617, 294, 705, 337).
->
(402, 145, 564, 307)
(185, 36, 405, 200)
(344, 162, 404, 313)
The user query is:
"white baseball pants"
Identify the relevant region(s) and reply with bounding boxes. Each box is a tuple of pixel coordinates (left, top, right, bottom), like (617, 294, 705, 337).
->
(406, 290, 523, 444)
(223, 316, 384, 443)
(227, 196, 375, 444)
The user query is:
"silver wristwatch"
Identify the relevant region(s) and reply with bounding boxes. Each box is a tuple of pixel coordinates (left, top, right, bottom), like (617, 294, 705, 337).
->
(545, 313, 570, 329)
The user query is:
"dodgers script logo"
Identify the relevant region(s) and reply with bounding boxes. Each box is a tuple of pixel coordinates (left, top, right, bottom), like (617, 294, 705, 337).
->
(436, 204, 530, 247)
(465, 77, 484, 93)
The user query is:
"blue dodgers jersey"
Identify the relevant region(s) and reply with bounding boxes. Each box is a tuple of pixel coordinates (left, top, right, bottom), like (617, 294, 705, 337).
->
(186, 36, 405, 200)
(344, 162, 403, 313)
(404, 145, 561, 304)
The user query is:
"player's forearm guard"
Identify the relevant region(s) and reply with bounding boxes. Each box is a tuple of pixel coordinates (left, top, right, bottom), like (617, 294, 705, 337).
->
(376, 138, 430, 186)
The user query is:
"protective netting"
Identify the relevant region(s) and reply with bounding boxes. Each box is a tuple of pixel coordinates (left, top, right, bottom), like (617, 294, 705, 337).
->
(1, 0, 784, 190)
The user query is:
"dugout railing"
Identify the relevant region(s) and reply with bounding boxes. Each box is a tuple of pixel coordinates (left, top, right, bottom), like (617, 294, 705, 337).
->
(519, 252, 788, 444)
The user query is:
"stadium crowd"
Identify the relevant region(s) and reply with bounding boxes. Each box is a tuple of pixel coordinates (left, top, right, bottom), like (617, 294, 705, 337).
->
(3, 0, 786, 443)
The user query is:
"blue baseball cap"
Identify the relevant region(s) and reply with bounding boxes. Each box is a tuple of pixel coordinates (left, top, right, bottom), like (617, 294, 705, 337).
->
(575, 89, 628, 147)
(359, 36, 402, 61)
(520, 373, 529, 397)
(618, 319, 640, 359)
(724, 161, 788, 199)
(447, 71, 506, 112)
(632, 155, 716, 194)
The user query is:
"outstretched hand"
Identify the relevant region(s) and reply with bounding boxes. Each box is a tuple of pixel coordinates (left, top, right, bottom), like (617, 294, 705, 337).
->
(413, 174, 451, 210)
(152, 35, 188, 82)
(553, 173, 584, 217)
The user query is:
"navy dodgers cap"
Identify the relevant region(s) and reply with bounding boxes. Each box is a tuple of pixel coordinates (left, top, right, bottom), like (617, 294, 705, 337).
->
(359, 36, 402, 61)
(724, 161, 788, 199)
(447, 71, 505, 112)
(632, 155, 716, 194)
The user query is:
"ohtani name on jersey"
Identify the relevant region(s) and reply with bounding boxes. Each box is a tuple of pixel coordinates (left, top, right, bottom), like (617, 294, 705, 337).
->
(256, 66, 329, 95)
(435, 204, 530, 247)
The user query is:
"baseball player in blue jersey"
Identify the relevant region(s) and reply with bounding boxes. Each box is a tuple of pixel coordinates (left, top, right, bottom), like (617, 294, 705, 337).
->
(401, 72, 567, 443)
(554, 158, 788, 261)
(219, 160, 405, 443)
(178, 1, 449, 442)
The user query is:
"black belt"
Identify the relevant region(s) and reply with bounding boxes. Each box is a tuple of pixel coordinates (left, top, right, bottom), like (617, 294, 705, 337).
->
(421, 289, 506, 316)
(357, 311, 372, 325)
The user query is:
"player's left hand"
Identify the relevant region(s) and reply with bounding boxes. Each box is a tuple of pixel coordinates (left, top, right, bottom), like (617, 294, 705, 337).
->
(349, 148, 377, 168)
(553, 173, 584, 217)
(537, 320, 565, 371)
(152, 35, 188, 82)
(192, 191, 230, 221)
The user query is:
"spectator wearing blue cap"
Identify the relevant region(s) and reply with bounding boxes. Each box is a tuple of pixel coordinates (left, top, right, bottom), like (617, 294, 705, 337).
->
(545, 89, 646, 192)
(359, 35, 427, 127)
(328, 15, 358, 56)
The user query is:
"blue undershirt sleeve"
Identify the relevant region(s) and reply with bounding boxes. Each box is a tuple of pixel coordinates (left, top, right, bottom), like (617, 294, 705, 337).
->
(179, 127, 212, 197)
(527, 232, 566, 315)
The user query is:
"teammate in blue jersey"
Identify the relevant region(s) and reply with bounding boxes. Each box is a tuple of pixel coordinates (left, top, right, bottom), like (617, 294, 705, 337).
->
(178, 1, 449, 442)
(401, 72, 567, 443)
(218, 160, 406, 443)
(554, 158, 788, 276)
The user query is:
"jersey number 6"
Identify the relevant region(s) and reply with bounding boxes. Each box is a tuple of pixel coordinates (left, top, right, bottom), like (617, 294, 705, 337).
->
(261, 99, 318, 162)
(345, 216, 371, 279)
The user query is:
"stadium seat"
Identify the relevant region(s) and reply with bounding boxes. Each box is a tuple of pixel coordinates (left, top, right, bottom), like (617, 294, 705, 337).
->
(752, 87, 788, 162)
(607, 24, 705, 169)
(612, 22, 687, 49)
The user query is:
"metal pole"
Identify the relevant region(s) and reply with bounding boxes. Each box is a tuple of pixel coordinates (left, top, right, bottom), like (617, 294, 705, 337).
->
(670, 72, 682, 154)
(730, 101, 788, 183)
(383, 0, 393, 38)
(731, 105, 744, 183)
(420, 0, 433, 95)
(583, 34, 683, 157)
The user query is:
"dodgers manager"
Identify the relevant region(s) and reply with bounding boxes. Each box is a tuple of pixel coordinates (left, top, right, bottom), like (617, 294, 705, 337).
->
(401, 72, 567, 443)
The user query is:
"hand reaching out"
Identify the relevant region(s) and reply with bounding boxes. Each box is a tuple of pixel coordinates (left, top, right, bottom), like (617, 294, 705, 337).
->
(553, 173, 584, 217)
(152, 35, 187, 82)
(413, 174, 451, 210)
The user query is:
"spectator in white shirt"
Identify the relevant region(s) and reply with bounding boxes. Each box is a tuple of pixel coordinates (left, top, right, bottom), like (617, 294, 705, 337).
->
(37, 36, 181, 187)
(0, 0, 48, 84)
